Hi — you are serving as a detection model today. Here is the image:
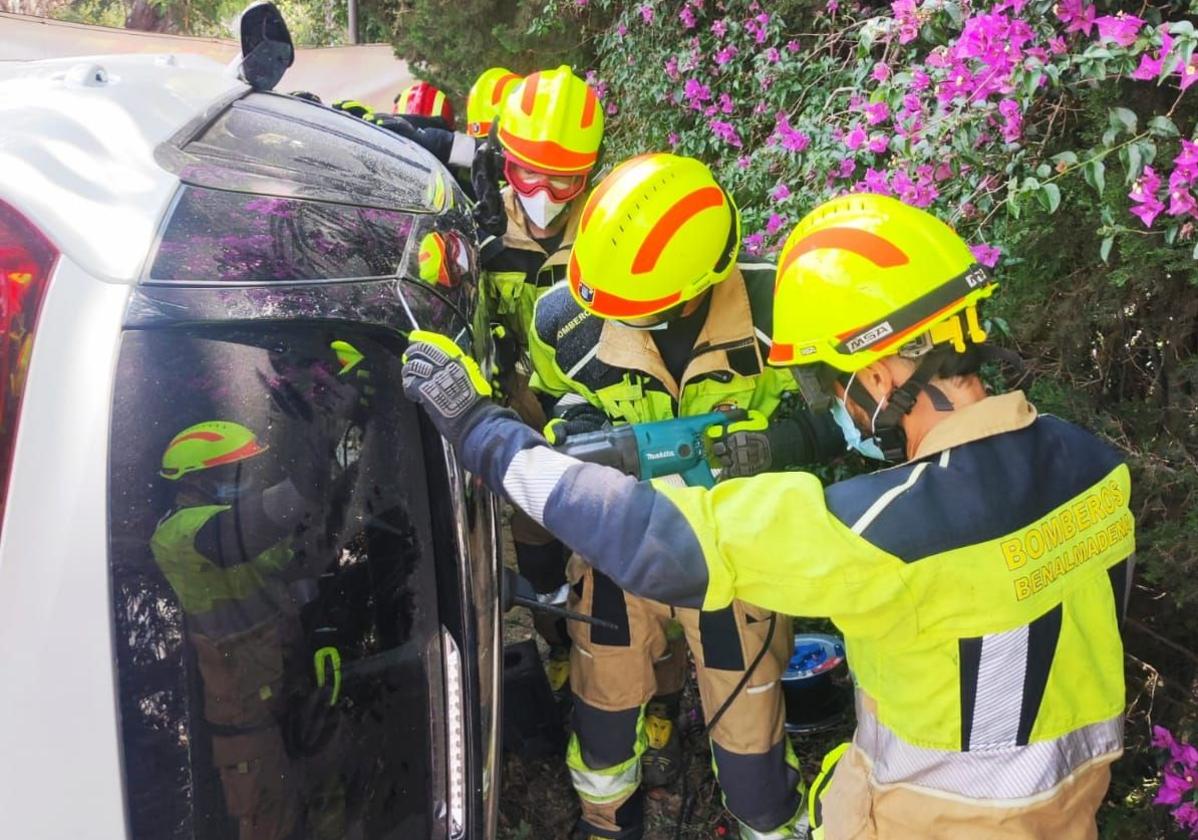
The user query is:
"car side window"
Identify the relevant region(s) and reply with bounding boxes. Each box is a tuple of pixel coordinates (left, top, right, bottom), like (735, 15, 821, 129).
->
(109, 326, 446, 840)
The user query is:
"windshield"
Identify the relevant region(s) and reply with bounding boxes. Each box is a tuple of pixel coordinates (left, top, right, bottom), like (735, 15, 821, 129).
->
(158, 92, 440, 214)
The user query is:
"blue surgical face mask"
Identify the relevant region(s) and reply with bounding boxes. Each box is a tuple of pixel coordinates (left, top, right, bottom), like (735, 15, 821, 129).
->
(830, 397, 887, 461)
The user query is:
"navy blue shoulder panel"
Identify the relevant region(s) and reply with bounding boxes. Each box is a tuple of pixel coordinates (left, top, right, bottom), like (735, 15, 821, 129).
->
(533, 285, 625, 392)
(825, 417, 1124, 562)
(739, 264, 777, 338)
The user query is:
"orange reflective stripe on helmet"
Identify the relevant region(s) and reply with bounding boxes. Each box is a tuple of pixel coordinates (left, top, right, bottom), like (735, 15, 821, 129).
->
(632, 186, 725, 274)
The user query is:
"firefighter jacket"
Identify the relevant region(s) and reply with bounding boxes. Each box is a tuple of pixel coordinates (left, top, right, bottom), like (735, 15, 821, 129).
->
(480, 187, 583, 353)
(454, 391, 1133, 837)
(528, 263, 799, 425)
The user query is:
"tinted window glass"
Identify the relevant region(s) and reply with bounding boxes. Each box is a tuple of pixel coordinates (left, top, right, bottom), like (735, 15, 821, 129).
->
(147, 187, 414, 283)
(160, 93, 439, 213)
(109, 325, 447, 840)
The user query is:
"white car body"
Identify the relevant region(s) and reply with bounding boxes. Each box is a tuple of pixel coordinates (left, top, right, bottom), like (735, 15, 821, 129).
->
(0, 53, 501, 840)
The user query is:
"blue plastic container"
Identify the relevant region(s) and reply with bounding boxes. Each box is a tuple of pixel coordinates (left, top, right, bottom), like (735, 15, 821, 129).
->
(781, 633, 849, 734)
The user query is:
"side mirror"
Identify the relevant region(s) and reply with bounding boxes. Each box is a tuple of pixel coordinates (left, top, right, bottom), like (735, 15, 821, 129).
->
(238, 2, 294, 92)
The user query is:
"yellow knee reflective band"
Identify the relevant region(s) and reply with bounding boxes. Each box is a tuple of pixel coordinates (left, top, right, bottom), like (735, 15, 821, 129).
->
(566, 714, 647, 804)
(808, 742, 850, 830)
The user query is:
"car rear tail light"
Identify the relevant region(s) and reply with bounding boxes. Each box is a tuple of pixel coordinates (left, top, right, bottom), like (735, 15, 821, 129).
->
(441, 626, 468, 839)
(0, 200, 58, 525)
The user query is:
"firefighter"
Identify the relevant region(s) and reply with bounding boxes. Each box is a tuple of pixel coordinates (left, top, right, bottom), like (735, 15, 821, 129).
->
(402, 193, 1134, 840)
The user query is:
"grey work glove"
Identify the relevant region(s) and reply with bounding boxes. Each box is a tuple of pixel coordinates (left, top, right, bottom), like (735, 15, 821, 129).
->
(401, 330, 494, 448)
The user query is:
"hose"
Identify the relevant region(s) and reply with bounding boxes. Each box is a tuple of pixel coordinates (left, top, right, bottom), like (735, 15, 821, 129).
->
(674, 611, 778, 840)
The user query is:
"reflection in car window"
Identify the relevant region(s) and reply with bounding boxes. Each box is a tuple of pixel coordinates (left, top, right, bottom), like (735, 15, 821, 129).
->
(161, 92, 439, 213)
(147, 187, 414, 283)
(109, 326, 446, 839)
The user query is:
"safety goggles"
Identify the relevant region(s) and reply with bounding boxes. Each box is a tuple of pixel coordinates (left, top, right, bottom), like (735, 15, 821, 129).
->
(504, 158, 588, 202)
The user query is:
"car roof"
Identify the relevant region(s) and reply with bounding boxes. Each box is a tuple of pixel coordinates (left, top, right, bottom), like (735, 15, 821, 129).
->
(0, 53, 248, 283)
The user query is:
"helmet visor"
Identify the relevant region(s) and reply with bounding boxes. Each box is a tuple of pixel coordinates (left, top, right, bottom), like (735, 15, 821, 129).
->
(504, 157, 588, 202)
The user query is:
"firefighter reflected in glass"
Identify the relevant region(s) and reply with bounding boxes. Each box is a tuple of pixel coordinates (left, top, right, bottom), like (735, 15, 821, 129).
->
(149, 339, 373, 840)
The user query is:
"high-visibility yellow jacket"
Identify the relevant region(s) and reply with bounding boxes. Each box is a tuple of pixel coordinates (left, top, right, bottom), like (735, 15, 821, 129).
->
(480, 188, 583, 354)
(457, 391, 1132, 838)
(528, 263, 798, 425)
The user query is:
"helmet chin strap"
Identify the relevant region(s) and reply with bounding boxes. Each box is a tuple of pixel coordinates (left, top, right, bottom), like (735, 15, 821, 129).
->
(843, 348, 953, 462)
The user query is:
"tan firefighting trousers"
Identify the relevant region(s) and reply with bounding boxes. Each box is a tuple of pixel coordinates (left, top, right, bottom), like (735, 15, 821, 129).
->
(565, 558, 805, 837)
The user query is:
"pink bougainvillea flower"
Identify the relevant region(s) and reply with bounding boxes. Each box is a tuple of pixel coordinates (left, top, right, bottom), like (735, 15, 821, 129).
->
(718, 92, 735, 114)
(891, 0, 920, 44)
(679, 4, 697, 28)
(765, 213, 787, 234)
(845, 125, 868, 150)
(1131, 53, 1162, 81)
(911, 68, 932, 92)
(862, 167, 890, 193)
(836, 158, 856, 178)
(872, 62, 891, 83)
(714, 46, 739, 65)
(711, 18, 728, 37)
(1174, 140, 1198, 183)
(683, 78, 712, 108)
(737, 156, 751, 169)
(771, 183, 791, 201)
(773, 112, 811, 152)
(786, 39, 802, 53)
(826, 0, 840, 11)
(1094, 14, 1144, 47)
(1180, 57, 1198, 91)
(617, 23, 628, 36)
(765, 47, 781, 63)
(864, 101, 890, 125)
(667, 132, 680, 146)
(1048, 36, 1068, 54)
(639, 4, 655, 24)
(745, 12, 770, 44)
(710, 119, 743, 147)
(868, 134, 890, 153)
(1175, 803, 1198, 831)
(970, 243, 1001, 267)
(901, 93, 922, 115)
(664, 56, 680, 80)
(1155, 768, 1195, 805)
(1167, 189, 1196, 218)
(1055, 0, 1096, 36)
(743, 232, 765, 251)
(1152, 725, 1179, 751)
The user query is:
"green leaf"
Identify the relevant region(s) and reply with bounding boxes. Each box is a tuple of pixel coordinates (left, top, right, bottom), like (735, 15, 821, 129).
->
(1101, 126, 1119, 147)
(1193, 240, 1198, 260)
(1083, 158, 1106, 195)
(1148, 115, 1180, 138)
(1166, 225, 1180, 245)
(1035, 163, 1051, 178)
(1021, 176, 1041, 192)
(1120, 144, 1143, 185)
(1100, 236, 1114, 263)
(1038, 183, 1062, 214)
(1109, 107, 1138, 135)
(1051, 151, 1079, 167)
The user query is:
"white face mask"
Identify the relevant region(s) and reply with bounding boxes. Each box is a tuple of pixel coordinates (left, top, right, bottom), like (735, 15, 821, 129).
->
(517, 190, 568, 228)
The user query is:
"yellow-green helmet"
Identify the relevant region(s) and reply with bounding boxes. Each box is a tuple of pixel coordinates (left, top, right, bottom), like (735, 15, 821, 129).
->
(769, 194, 996, 373)
(568, 153, 739, 319)
(466, 67, 522, 138)
(160, 421, 267, 480)
(499, 66, 604, 176)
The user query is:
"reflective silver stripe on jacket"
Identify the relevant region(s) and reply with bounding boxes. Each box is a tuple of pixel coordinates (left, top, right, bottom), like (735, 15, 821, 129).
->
(854, 695, 1122, 800)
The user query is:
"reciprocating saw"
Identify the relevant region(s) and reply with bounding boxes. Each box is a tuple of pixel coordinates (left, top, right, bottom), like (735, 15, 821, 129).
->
(551, 409, 746, 489)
